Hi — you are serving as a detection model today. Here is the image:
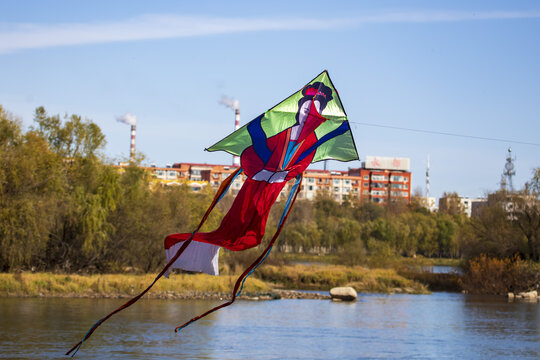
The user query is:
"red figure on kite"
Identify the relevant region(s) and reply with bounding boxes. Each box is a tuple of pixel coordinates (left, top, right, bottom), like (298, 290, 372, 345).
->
(67, 70, 358, 356)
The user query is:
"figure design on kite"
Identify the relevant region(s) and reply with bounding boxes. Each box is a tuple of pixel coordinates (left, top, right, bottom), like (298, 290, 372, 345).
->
(66, 70, 358, 356)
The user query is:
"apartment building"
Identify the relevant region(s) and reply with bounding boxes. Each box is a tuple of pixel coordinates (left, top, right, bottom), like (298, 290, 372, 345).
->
(349, 156, 412, 205)
(143, 156, 411, 204)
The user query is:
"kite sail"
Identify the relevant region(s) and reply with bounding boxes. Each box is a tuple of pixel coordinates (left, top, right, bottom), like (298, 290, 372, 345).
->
(66, 70, 358, 356)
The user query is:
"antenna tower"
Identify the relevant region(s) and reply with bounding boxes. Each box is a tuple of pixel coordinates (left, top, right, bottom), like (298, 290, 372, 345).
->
(426, 154, 430, 199)
(503, 147, 516, 192)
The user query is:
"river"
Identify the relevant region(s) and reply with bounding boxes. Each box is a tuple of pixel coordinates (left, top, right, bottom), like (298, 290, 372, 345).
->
(1, 293, 539, 359)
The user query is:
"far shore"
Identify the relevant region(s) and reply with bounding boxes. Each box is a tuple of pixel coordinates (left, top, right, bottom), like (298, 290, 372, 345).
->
(0, 266, 436, 299)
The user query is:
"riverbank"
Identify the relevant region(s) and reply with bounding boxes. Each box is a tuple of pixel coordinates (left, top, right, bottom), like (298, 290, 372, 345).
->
(0, 272, 269, 299)
(0, 265, 430, 299)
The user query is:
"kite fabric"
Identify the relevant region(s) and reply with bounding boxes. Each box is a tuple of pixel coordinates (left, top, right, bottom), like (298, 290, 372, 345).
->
(66, 70, 358, 356)
(165, 70, 358, 269)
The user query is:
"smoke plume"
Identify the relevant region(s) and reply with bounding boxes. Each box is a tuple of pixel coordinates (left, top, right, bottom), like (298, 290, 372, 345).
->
(116, 112, 137, 126)
(219, 96, 239, 111)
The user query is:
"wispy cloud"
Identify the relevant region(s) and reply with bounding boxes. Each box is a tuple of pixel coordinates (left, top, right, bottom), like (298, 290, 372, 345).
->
(1, 10, 539, 53)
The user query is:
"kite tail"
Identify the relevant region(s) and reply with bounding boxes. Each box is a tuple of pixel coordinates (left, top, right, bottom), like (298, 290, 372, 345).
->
(174, 174, 303, 333)
(66, 168, 243, 357)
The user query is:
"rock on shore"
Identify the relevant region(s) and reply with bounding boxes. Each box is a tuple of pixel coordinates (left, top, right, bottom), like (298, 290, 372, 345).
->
(507, 290, 538, 302)
(329, 287, 357, 301)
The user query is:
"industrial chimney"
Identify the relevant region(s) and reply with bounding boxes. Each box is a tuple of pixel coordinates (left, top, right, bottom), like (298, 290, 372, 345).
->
(130, 124, 136, 161)
(220, 96, 240, 166)
(116, 112, 137, 163)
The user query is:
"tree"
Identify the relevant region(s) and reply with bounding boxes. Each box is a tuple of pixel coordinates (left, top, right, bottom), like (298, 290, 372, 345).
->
(461, 192, 526, 260)
(33, 106, 106, 159)
(0, 106, 63, 270)
(508, 183, 540, 261)
(531, 167, 540, 193)
(438, 192, 465, 217)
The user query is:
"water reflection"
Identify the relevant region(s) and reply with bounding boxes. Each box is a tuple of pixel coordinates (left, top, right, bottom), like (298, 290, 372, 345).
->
(0, 293, 538, 359)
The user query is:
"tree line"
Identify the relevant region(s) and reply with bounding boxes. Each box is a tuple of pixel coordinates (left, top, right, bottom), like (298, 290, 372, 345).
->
(0, 106, 223, 272)
(273, 181, 539, 267)
(1, 105, 539, 273)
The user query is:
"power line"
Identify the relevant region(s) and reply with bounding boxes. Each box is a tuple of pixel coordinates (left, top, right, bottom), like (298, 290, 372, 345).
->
(350, 121, 540, 147)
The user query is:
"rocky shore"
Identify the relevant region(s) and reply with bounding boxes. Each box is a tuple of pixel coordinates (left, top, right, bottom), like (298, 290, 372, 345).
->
(11, 289, 331, 300)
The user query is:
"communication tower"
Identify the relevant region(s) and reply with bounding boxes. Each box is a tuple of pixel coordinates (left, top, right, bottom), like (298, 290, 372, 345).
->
(426, 154, 430, 199)
(503, 147, 516, 192)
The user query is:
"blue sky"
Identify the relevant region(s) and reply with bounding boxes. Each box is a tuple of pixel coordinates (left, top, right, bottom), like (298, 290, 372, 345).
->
(1, 0, 539, 200)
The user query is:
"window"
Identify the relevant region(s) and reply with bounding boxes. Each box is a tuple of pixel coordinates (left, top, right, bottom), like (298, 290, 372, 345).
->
(308, 185, 313, 191)
(168, 171, 177, 178)
(391, 175, 408, 182)
(363, 175, 369, 180)
(363, 183, 369, 187)
(307, 177, 315, 183)
(191, 170, 201, 175)
(334, 187, 340, 192)
(333, 179, 341, 185)
(155, 170, 165, 177)
(344, 180, 351, 185)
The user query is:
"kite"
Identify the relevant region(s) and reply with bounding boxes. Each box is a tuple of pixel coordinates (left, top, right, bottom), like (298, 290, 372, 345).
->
(66, 70, 358, 356)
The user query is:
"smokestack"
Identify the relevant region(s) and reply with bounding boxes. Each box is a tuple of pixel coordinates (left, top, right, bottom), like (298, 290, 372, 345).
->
(116, 112, 137, 163)
(130, 124, 136, 162)
(220, 96, 240, 166)
(233, 108, 240, 166)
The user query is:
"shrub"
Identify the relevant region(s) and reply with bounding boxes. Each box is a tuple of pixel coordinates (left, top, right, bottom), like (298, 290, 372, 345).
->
(461, 255, 538, 295)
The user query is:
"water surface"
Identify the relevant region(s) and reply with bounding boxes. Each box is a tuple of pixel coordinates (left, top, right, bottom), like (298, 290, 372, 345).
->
(0, 293, 538, 359)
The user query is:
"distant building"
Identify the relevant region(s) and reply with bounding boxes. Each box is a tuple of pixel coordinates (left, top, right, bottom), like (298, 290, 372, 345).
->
(137, 155, 412, 205)
(486, 191, 539, 220)
(438, 193, 486, 217)
(296, 169, 360, 203)
(418, 197, 438, 212)
(350, 156, 412, 205)
(460, 197, 487, 217)
(144, 163, 243, 193)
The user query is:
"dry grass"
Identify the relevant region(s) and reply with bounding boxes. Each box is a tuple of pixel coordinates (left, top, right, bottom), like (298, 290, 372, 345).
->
(0, 272, 270, 298)
(256, 264, 429, 294)
(0, 264, 432, 298)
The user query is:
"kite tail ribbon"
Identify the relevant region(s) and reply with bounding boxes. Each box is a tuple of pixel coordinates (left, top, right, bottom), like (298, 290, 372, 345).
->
(174, 173, 303, 333)
(65, 168, 243, 357)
